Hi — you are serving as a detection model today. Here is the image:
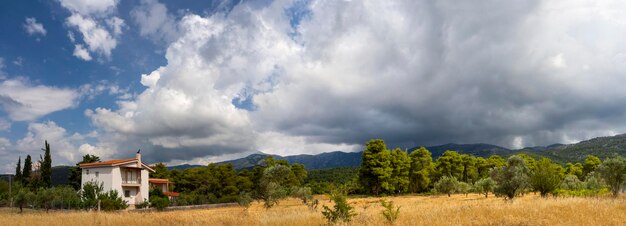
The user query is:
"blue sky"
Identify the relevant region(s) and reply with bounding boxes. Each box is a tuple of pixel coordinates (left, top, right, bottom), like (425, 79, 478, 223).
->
(2, 0, 626, 173)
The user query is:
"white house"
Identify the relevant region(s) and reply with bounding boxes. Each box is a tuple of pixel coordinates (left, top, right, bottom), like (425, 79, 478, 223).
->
(80, 151, 155, 206)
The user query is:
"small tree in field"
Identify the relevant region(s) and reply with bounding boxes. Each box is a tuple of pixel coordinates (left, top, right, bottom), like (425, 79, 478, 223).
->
(531, 158, 563, 197)
(434, 176, 459, 197)
(458, 182, 472, 197)
(321, 192, 356, 224)
(14, 188, 34, 213)
(597, 157, 626, 197)
(474, 178, 496, 198)
(490, 155, 530, 200)
(380, 199, 400, 224)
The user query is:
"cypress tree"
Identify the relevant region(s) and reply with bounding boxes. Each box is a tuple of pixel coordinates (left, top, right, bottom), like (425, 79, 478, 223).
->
(15, 156, 22, 184)
(22, 155, 32, 185)
(41, 140, 52, 187)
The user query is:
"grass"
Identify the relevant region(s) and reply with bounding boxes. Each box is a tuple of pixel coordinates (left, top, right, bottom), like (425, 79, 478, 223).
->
(2, 193, 626, 226)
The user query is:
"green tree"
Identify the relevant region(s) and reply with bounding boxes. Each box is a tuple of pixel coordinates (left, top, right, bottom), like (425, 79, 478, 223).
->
(14, 188, 34, 213)
(583, 155, 602, 178)
(259, 165, 291, 208)
(36, 187, 55, 212)
(390, 148, 410, 194)
(490, 155, 530, 200)
(565, 162, 584, 180)
(561, 174, 584, 190)
(461, 154, 479, 183)
(435, 151, 464, 181)
(289, 163, 307, 186)
(150, 162, 170, 178)
(409, 147, 433, 193)
(474, 177, 496, 198)
(531, 158, 563, 197)
(22, 155, 32, 185)
(41, 140, 52, 188)
(434, 176, 459, 197)
(358, 139, 393, 195)
(15, 157, 22, 186)
(597, 156, 626, 197)
(69, 154, 100, 190)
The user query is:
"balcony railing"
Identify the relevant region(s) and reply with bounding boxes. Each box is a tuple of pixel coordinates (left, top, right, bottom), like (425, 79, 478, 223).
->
(122, 179, 141, 185)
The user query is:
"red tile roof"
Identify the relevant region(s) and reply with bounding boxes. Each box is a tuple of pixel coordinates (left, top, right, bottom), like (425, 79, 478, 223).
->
(79, 158, 136, 167)
(163, 192, 180, 197)
(149, 178, 173, 184)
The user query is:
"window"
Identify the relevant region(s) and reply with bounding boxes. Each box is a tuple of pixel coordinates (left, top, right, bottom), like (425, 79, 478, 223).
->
(124, 190, 130, 197)
(86, 170, 89, 175)
(95, 172, 99, 177)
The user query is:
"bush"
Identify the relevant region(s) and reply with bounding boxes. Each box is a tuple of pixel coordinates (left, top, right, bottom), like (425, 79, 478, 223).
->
(474, 178, 496, 198)
(433, 176, 459, 197)
(380, 199, 400, 224)
(150, 196, 170, 211)
(321, 193, 356, 224)
(237, 192, 253, 210)
(135, 199, 150, 209)
(99, 190, 128, 211)
(554, 188, 610, 197)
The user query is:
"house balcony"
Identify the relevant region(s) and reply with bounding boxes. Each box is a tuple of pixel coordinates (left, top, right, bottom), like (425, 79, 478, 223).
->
(122, 179, 141, 187)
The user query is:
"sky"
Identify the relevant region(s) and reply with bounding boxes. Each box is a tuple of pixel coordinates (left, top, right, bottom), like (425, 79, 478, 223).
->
(2, 0, 626, 173)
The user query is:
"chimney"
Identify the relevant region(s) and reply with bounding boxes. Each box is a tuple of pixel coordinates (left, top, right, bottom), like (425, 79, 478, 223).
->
(136, 149, 141, 167)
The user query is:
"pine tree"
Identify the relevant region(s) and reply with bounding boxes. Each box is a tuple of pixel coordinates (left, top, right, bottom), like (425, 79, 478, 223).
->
(41, 140, 52, 187)
(15, 156, 22, 184)
(358, 139, 393, 195)
(390, 148, 410, 194)
(22, 155, 32, 185)
(409, 147, 433, 193)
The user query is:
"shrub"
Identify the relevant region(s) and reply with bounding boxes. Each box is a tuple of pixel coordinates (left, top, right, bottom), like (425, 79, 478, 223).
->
(237, 192, 253, 210)
(474, 178, 496, 198)
(99, 190, 128, 211)
(135, 199, 150, 209)
(380, 199, 400, 224)
(150, 196, 170, 211)
(561, 175, 584, 190)
(321, 193, 356, 224)
(433, 176, 459, 197)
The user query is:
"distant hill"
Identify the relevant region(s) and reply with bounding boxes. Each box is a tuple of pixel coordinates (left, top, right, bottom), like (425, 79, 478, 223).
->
(535, 134, 626, 162)
(410, 143, 513, 158)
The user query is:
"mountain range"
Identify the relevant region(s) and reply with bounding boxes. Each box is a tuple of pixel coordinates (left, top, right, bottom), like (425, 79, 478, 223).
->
(170, 133, 626, 171)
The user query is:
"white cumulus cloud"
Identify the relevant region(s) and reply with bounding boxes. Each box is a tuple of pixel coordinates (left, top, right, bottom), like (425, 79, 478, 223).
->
(0, 79, 79, 121)
(24, 17, 47, 36)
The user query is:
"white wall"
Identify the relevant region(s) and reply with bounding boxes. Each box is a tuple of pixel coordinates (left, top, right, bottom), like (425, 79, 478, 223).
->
(81, 167, 113, 191)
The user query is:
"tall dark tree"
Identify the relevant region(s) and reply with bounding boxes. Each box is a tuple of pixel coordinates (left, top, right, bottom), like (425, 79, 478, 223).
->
(409, 147, 433, 193)
(15, 156, 22, 184)
(22, 155, 32, 185)
(69, 154, 101, 190)
(358, 139, 393, 195)
(41, 140, 52, 187)
(390, 148, 410, 194)
(150, 162, 170, 179)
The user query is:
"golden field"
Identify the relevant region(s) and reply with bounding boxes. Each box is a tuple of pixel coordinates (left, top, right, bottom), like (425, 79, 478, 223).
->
(2, 193, 625, 226)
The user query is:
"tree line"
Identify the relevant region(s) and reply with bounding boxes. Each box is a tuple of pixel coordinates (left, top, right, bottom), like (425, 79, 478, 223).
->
(357, 139, 625, 199)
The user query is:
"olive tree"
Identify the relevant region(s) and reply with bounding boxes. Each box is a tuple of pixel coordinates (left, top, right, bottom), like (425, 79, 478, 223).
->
(597, 157, 626, 197)
(490, 155, 530, 200)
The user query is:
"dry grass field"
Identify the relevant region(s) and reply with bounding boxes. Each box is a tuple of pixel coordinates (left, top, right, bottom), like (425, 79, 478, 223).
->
(2, 193, 626, 226)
